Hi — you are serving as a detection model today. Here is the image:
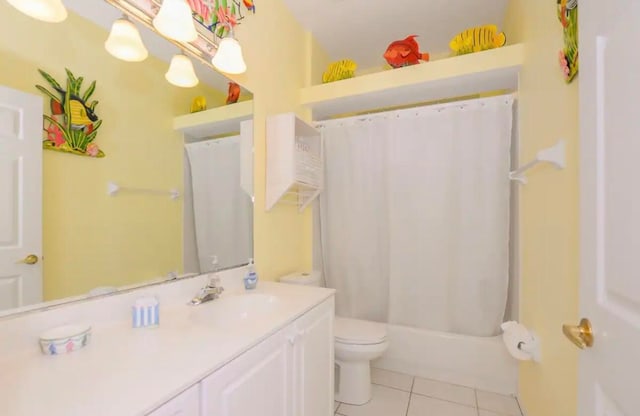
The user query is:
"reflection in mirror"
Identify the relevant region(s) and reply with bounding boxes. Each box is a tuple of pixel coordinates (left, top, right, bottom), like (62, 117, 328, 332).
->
(0, 0, 253, 314)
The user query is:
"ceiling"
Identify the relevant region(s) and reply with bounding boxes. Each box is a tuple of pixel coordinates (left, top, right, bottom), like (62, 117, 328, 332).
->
(64, 0, 233, 93)
(282, 0, 510, 70)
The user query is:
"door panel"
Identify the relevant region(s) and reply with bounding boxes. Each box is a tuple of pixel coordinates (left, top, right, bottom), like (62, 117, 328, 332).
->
(294, 299, 334, 416)
(595, 385, 625, 416)
(200, 329, 290, 416)
(579, 0, 640, 414)
(0, 86, 42, 311)
(0, 158, 19, 246)
(147, 385, 200, 416)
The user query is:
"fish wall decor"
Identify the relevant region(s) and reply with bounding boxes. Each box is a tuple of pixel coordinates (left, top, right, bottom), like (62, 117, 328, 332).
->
(322, 59, 357, 83)
(383, 35, 430, 68)
(36, 68, 104, 158)
(191, 96, 208, 113)
(557, 0, 578, 83)
(226, 82, 241, 104)
(449, 25, 506, 55)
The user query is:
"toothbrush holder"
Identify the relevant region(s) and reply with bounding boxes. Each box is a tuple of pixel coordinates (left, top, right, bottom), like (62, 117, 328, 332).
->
(132, 296, 159, 328)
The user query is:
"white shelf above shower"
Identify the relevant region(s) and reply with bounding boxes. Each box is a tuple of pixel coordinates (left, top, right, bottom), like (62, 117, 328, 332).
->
(266, 113, 323, 212)
(173, 100, 253, 140)
(300, 44, 524, 120)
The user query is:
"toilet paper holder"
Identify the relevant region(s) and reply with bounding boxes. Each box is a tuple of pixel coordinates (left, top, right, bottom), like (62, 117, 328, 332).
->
(517, 337, 540, 361)
(501, 321, 542, 363)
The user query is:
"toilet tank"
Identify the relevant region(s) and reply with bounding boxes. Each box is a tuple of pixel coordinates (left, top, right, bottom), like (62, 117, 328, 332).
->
(279, 271, 322, 287)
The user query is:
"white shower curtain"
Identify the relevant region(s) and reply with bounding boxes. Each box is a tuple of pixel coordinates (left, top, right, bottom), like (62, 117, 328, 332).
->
(317, 95, 513, 337)
(185, 136, 253, 272)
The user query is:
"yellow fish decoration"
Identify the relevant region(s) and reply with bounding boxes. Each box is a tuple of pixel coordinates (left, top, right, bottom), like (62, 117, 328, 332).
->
(190, 96, 207, 113)
(322, 59, 357, 84)
(68, 98, 97, 130)
(449, 25, 506, 55)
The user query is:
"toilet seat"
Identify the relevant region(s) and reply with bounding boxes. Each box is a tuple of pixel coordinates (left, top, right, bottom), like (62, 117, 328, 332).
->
(334, 317, 387, 345)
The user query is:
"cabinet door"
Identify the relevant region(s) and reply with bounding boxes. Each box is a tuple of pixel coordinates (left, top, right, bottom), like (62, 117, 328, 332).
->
(293, 298, 335, 416)
(147, 384, 200, 416)
(200, 329, 291, 416)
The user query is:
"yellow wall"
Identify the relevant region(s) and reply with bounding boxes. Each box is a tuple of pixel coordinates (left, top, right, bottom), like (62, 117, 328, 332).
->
(228, 1, 317, 280)
(504, 2, 580, 415)
(0, 4, 224, 300)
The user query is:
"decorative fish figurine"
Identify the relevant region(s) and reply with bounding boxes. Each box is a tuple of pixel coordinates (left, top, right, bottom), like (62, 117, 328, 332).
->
(51, 85, 98, 130)
(243, 0, 256, 13)
(558, 0, 577, 28)
(322, 59, 357, 83)
(557, 0, 578, 83)
(226, 82, 241, 104)
(449, 25, 506, 55)
(190, 96, 207, 113)
(383, 35, 430, 68)
(68, 98, 98, 129)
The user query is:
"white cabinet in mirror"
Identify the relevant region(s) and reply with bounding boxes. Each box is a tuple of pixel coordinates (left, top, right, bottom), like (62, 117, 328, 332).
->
(0, 0, 254, 315)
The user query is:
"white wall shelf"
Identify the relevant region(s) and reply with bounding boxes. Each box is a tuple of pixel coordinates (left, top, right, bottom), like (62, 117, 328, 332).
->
(173, 100, 253, 140)
(300, 44, 524, 120)
(266, 113, 323, 212)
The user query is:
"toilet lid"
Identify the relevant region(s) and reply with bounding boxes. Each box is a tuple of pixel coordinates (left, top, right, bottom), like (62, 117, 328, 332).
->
(334, 317, 387, 345)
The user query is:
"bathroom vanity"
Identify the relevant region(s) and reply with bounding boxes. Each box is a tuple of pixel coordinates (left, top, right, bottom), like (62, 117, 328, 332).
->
(0, 270, 335, 416)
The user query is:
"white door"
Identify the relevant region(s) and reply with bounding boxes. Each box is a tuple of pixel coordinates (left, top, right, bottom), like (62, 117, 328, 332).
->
(577, 0, 640, 414)
(200, 328, 291, 416)
(0, 86, 42, 311)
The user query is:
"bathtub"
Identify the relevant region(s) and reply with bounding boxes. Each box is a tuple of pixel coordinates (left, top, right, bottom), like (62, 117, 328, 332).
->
(372, 324, 518, 395)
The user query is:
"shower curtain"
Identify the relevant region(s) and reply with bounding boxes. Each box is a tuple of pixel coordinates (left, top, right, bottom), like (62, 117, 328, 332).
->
(185, 136, 253, 272)
(316, 95, 513, 337)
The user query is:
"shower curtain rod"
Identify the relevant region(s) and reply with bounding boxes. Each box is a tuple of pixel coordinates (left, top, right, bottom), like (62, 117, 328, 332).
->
(314, 93, 516, 127)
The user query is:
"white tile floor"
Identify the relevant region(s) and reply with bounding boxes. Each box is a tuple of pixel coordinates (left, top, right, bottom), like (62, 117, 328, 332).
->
(334, 368, 524, 416)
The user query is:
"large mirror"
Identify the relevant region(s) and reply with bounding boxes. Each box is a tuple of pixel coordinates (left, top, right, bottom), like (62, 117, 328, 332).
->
(0, 0, 254, 314)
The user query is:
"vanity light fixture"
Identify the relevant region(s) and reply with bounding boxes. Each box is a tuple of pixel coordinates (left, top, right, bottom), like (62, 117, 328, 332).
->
(165, 54, 199, 88)
(105, 15, 149, 62)
(211, 30, 247, 75)
(6, 0, 68, 22)
(152, 0, 198, 43)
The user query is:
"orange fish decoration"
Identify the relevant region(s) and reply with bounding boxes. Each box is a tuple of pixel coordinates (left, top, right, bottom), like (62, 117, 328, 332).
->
(243, 0, 256, 13)
(226, 82, 241, 104)
(383, 35, 430, 68)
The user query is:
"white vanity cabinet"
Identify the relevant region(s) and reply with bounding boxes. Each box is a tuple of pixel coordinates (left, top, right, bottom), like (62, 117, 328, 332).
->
(148, 385, 200, 416)
(200, 298, 334, 416)
(290, 299, 334, 416)
(200, 327, 291, 416)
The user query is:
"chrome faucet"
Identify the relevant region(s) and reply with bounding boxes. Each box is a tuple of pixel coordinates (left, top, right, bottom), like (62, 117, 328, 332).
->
(189, 276, 224, 305)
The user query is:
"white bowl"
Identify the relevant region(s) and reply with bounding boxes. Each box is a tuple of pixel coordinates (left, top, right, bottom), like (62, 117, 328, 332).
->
(39, 324, 92, 355)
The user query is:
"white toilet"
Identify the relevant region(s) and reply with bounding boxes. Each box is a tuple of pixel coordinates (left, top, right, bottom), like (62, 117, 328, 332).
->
(279, 272, 389, 405)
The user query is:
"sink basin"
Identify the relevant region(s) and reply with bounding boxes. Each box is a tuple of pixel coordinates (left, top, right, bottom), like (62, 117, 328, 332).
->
(189, 293, 281, 328)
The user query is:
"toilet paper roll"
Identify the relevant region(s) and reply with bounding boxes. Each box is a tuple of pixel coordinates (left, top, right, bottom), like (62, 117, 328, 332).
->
(500, 321, 534, 361)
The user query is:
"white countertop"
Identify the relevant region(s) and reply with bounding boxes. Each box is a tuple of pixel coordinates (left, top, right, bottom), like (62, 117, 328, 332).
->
(0, 275, 334, 416)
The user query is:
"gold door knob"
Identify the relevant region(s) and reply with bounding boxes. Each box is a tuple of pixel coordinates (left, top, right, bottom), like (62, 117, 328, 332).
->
(17, 254, 39, 265)
(562, 318, 594, 349)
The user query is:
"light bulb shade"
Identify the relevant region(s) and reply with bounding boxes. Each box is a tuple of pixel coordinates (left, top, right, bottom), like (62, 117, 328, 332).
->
(211, 36, 247, 74)
(152, 0, 197, 42)
(165, 54, 199, 88)
(7, 0, 67, 22)
(105, 17, 148, 62)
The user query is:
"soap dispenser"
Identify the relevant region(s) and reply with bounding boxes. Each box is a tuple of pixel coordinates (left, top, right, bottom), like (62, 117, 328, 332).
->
(243, 258, 258, 290)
